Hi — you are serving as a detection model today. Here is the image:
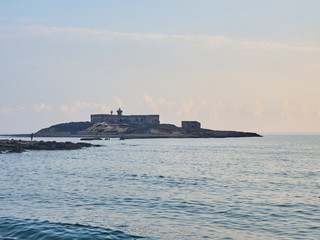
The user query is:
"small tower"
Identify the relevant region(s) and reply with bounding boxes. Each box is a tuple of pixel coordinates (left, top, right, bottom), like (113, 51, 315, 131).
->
(117, 108, 123, 116)
(110, 110, 113, 115)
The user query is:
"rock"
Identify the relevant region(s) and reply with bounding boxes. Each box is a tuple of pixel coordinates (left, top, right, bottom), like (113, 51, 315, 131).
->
(10, 145, 25, 153)
(80, 137, 103, 141)
(35, 121, 94, 137)
(0, 139, 99, 153)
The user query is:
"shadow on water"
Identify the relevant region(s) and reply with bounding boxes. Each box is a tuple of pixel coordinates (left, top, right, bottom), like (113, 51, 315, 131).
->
(0, 217, 148, 240)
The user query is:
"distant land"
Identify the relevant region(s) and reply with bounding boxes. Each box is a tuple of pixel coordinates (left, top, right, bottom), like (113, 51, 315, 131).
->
(1, 109, 262, 139)
(34, 121, 262, 139)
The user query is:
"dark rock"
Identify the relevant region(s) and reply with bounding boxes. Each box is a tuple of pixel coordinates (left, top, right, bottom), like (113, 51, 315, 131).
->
(10, 145, 25, 153)
(0, 139, 99, 153)
(80, 137, 103, 141)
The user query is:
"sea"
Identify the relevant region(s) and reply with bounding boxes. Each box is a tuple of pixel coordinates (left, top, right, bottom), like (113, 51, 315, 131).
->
(0, 134, 319, 239)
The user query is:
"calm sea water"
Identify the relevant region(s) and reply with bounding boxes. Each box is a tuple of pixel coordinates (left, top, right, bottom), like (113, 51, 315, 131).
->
(0, 135, 319, 239)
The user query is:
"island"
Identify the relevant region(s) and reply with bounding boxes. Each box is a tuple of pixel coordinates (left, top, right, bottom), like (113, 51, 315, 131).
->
(34, 108, 262, 139)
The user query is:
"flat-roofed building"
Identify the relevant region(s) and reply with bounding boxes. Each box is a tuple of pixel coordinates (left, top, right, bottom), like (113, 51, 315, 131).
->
(181, 121, 201, 129)
(91, 108, 160, 125)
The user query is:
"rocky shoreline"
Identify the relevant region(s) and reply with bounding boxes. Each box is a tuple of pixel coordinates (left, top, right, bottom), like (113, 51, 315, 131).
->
(0, 139, 99, 153)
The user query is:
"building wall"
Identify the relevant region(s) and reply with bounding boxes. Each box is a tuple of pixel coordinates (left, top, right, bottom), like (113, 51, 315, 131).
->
(124, 115, 160, 124)
(181, 121, 201, 129)
(91, 114, 117, 123)
(91, 114, 160, 125)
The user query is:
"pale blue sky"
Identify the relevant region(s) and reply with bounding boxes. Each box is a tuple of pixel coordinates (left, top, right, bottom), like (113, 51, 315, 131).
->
(1, 0, 319, 41)
(1, 1, 320, 133)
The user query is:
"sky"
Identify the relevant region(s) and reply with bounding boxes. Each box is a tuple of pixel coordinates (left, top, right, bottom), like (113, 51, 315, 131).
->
(1, 0, 320, 134)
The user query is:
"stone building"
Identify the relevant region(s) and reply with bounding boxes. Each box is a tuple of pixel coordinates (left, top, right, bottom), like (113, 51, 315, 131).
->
(181, 121, 201, 129)
(91, 108, 160, 125)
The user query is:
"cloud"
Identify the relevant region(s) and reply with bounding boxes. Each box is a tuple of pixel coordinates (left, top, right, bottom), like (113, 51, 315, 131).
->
(0, 106, 14, 116)
(142, 95, 225, 120)
(253, 101, 264, 117)
(300, 103, 317, 118)
(144, 95, 155, 108)
(14, 16, 44, 23)
(280, 99, 320, 120)
(0, 106, 27, 116)
(1, 25, 319, 52)
(33, 103, 52, 112)
(210, 100, 225, 118)
(112, 96, 125, 108)
(177, 99, 196, 116)
(144, 95, 167, 109)
(238, 40, 320, 52)
(60, 101, 109, 114)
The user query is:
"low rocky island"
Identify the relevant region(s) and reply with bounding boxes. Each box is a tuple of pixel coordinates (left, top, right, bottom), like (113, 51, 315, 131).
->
(34, 121, 262, 139)
(0, 139, 99, 153)
(6, 109, 261, 140)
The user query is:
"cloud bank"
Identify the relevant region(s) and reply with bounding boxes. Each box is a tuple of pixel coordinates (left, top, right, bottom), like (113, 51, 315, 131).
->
(1, 25, 319, 52)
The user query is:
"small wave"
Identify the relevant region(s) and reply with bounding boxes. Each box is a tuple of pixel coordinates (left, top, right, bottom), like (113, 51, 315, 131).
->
(0, 217, 146, 240)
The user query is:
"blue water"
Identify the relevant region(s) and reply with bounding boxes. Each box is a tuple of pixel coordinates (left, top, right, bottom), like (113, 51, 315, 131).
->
(0, 135, 319, 239)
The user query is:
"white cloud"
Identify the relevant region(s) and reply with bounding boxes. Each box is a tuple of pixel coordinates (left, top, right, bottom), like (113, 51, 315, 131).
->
(239, 40, 320, 52)
(0, 106, 14, 116)
(0, 26, 319, 52)
(142, 95, 225, 121)
(60, 101, 109, 114)
(177, 99, 196, 116)
(33, 103, 52, 112)
(14, 16, 44, 23)
(300, 103, 317, 118)
(0, 106, 27, 116)
(280, 99, 320, 120)
(144, 95, 167, 109)
(112, 96, 125, 108)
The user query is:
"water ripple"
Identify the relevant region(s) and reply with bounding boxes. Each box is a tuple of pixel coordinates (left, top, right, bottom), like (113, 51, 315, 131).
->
(0, 217, 147, 240)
